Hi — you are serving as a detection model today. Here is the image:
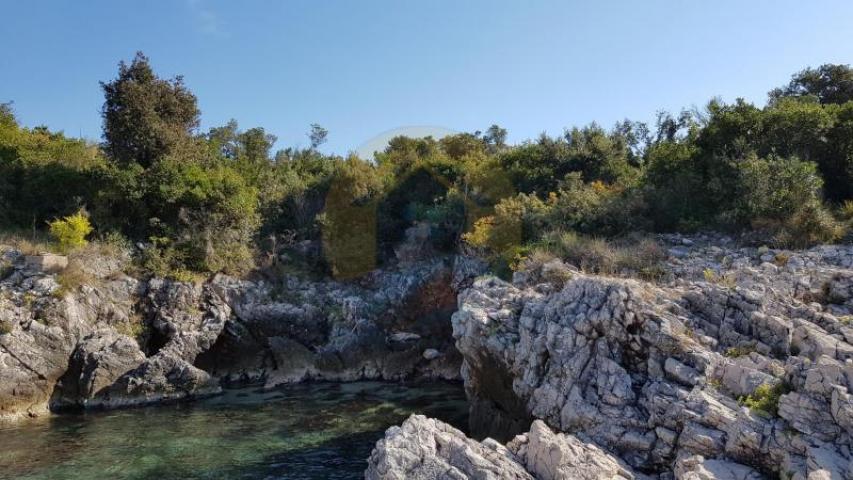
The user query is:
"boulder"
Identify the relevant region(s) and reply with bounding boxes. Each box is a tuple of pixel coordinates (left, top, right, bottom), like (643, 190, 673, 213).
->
(365, 414, 532, 480)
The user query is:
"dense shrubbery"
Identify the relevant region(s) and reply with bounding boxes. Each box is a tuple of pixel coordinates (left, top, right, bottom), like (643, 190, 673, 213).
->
(1, 55, 851, 279)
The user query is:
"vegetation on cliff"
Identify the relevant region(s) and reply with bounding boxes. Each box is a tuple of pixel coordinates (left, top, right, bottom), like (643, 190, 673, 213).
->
(1, 55, 852, 278)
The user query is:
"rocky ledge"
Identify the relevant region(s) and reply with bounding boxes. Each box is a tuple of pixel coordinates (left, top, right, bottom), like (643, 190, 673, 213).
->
(0, 242, 485, 420)
(368, 235, 853, 479)
(366, 414, 649, 480)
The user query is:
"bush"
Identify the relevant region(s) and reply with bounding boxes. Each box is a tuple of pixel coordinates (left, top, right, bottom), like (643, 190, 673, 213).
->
(139, 158, 260, 275)
(773, 202, 844, 248)
(0, 319, 12, 335)
(739, 382, 787, 418)
(48, 210, 93, 253)
(462, 193, 548, 274)
(721, 155, 844, 247)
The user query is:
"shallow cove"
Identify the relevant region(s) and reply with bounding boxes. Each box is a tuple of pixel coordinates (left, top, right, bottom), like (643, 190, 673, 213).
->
(0, 381, 468, 480)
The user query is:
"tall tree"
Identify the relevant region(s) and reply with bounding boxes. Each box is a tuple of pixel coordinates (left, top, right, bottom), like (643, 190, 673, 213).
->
(101, 52, 200, 168)
(769, 64, 853, 105)
(308, 123, 328, 150)
(483, 124, 508, 150)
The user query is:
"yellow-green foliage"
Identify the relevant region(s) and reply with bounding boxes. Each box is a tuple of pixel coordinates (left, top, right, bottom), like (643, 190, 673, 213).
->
(739, 383, 786, 417)
(48, 210, 93, 253)
(0, 319, 12, 335)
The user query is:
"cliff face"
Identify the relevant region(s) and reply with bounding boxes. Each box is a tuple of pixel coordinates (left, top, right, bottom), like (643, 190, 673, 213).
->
(0, 244, 484, 420)
(5, 234, 853, 479)
(369, 235, 853, 480)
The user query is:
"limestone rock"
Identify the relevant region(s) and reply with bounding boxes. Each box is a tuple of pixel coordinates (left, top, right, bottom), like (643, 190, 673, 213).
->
(508, 420, 644, 480)
(673, 454, 763, 480)
(365, 414, 533, 480)
(451, 235, 853, 476)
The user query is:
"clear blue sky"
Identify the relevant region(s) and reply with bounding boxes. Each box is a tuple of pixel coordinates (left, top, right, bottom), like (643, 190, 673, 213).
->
(1, 1, 851, 155)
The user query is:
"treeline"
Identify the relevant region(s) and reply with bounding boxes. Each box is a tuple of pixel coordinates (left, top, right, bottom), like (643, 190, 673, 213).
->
(1, 53, 852, 278)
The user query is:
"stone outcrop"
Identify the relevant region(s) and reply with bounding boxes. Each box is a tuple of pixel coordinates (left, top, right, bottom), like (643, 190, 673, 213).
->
(365, 415, 649, 480)
(365, 414, 533, 480)
(448, 235, 853, 479)
(5, 233, 853, 479)
(0, 248, 232, 416)
(507, 420, 647, 480)
(0, 243, 483, 419)
(199, 255, 484, 388)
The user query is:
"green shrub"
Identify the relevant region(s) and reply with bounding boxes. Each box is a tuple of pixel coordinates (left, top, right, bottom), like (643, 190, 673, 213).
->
(0, 319, 12, 335)
(739, 382, 787, 418)
(728, 156, 843, 247)
(48, 210, 93, 253)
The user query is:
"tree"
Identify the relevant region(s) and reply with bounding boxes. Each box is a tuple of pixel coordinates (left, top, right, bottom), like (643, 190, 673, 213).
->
(483, 124, 508, 151)
(308, 123, 328, 150)
(101, 52, 200, 168)
(769, 64, 853, 105)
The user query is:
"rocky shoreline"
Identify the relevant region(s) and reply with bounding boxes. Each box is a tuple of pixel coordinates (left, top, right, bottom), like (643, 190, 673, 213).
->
(2, 234, 853, 479)
(0, 244, 484, 420)
(370, 234, 853, 479)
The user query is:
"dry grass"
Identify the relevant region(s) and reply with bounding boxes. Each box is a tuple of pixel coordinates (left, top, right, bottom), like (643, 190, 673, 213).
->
(530, 231, 667, 281)
(0, 229, 55, 255)
(53, 258, 98, 298)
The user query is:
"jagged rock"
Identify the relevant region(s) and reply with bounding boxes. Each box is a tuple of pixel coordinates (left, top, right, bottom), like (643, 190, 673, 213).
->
(18, 254, 67, 275)
(52, 329, 146, 407)
(507, 420, 645, 480)
(365, 414, 533, 480)
(423, 348, 442, 360)
(85, 352, 220, 408)
(366, 416, 648, 480)
(0, 283, 97, 419)
(389, 331, 421, 342)
(202, 257, 475, 387)
(451, 236, 853, 476)
(1, 248, 481, 419)
(673, 454, 763, 480)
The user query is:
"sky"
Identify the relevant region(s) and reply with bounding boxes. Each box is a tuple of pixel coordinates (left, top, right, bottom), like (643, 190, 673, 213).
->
(1, 0, 852, 156)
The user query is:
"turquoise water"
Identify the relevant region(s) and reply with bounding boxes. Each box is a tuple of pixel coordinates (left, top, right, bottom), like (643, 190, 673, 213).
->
(0, 382, 468, 480)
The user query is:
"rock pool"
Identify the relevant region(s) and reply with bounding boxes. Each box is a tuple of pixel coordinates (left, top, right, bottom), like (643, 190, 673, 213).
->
(0, 381, 468, 480)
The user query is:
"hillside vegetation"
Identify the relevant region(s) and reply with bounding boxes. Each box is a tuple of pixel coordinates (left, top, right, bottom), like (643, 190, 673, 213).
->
(2, 53, 852, 279)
